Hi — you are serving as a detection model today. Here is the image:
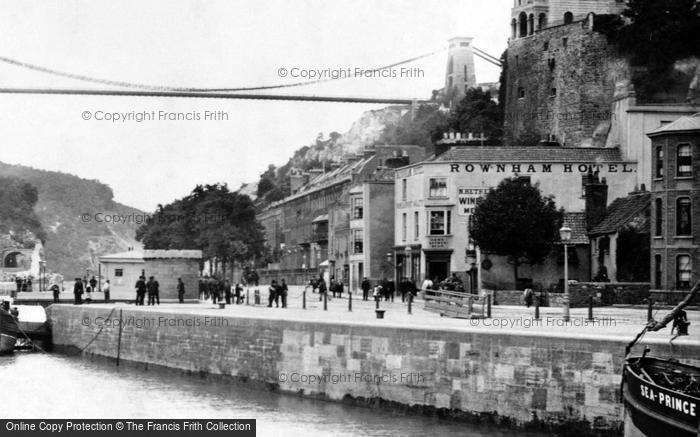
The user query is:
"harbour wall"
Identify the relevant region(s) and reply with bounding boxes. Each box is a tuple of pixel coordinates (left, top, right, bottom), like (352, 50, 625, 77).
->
(47, 305, 700, 435)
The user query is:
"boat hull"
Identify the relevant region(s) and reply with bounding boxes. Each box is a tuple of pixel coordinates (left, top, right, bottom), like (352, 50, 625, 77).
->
(623, 357, 699, 437)
(0, 332, 17, 354)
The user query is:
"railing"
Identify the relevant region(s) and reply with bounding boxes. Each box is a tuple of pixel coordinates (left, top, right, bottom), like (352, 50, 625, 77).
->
(423, 288, 487, 319)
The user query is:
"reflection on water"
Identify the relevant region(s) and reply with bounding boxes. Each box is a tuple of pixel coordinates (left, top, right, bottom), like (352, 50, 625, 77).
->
(0, 353, 548, 437)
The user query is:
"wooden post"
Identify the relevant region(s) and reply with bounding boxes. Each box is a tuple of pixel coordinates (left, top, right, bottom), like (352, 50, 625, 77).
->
(348, 291, 352, 312)
(375, 298, 379, 310)
(647, 298, 653, 322)
(487, 293, 492, 318)
(246, 288, 249, 305)
(116, 309, 123, 367)
(535, 298, 540, 320)
(408, 293, 412, 314)
(323, 289, 327, 311)
(587, 295, 594, 321)
(303, 289, 306, 310)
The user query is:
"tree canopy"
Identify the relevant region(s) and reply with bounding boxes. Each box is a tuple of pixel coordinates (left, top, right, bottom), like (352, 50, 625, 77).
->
(0, 176, 46, 243)
(136, 183, 264, 273)
(470, 177, 563, 286)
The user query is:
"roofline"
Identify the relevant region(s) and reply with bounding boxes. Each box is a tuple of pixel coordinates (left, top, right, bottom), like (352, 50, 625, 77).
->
(647, 128, 700, 138)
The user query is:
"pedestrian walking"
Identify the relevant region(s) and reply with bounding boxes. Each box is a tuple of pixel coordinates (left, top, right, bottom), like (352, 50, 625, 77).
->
(73, 278, 83, 305)
(361, 277, 371, 301)
(523, 288, 533, 308)
(177, 278, 186, 303)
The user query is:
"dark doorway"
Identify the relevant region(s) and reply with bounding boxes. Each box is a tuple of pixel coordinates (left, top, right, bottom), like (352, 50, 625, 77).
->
(427, 261, 449, 282)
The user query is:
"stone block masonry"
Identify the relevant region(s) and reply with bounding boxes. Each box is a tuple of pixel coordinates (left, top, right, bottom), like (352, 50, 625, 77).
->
(47, 305, 700, 435)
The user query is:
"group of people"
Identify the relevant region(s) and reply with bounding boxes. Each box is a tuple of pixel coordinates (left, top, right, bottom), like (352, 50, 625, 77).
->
(14, 276, 33, 294)
(359, 277, 417, 302)
(72, 276, 106, 305)
(134, 275, 161, 306)
(267, 279, 288, 308)
(198, 278, 244, 305)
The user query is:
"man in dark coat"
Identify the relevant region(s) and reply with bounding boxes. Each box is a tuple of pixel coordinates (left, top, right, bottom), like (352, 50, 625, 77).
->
(73, 278, 83, 305)
(89, 276, 98, 293)
(268, 280, 278, 307)
(317, 276, 327, 302)
(51, 283, 61, 303)
(135, 276, 147, 305)
(224, 280, 232, 304)
(177, 278, 186, 303)
(146, 276, 157, 305)
(361, 277, 371, 301)
(280, 279, 288, 308)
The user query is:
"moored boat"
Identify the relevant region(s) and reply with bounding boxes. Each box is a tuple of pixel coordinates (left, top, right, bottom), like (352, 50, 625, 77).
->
(622, 280, 700, 436)
(0, 304, 20, 354)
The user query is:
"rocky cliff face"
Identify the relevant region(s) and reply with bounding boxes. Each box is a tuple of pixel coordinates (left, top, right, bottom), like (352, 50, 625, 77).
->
(0, 162, 143, 278)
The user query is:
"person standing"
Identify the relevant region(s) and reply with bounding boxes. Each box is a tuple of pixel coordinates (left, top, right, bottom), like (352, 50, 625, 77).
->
(85, 281, 93, 303)
(14, 276, 21, 298)
(317, 276, 327, 302)
(361, 277, 371, 301)
(146, 276, 156, 306)
(73, 278, 84, 305)
(135, 276, 147, 306)
(51, 283, 60, 303)
(89, 276, 97, 294)
(153, 276, 160, 305)
(103, 280, 111, 302)
(177, 278, 185, 303)
(268, 280, 278, 307)
(224, 280, 232, 304)
(235, 283, 243, 304)
(280, 279, 288, 308)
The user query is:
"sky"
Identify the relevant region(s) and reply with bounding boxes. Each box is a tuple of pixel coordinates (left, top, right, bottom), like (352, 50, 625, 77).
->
(0, 0, 511, 211)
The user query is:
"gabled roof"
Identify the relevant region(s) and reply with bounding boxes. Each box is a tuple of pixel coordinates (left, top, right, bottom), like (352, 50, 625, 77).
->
(647, 113, 700, 137)
(558, 212, 589, 245)
(589, 192, 651, 236)
(430, 146, 625, 162)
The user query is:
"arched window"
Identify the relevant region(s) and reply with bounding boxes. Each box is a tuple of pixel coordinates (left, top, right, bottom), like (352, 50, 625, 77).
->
(538, 13, 547, 30)
(655, 198, 663, 236)
(447, 56, 453, 74)
(518, 12, 528, 37)
(564, 12, 574, 24)
(528, 14, 534, 35)
(676, 197, 692, 236)
(676, 255, 691, 290)
(511, 19, 517, 39)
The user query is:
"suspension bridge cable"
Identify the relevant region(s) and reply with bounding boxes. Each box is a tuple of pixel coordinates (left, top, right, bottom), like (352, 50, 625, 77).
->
(0, 47, 446, 93)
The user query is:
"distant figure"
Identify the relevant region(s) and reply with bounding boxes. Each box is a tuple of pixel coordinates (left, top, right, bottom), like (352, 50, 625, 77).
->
(147, 276, 159, 305)
(421, 276, 433, 292)
(523, 288, 534, 308)
(177, 278, 185, 303)
(335, 280, 343, 298)
(103, 280, 111, 302)
(317, 276, 327, 302)
(330, 276, 337, 298)
(14, 277, 21, 297)
(361, 277, 371, 301)
(224, 280, 232, 304)
(51, 283, 60, 303)
(671, 309, 690, 338)
(85, 281, 93, 303)
(73, 278, 84, 305)
(268, 280, 278, 307)
(26, 277, 33, 292)
(280, 279, 288, 308)
(89, 276, 97, 293)
(235, 283, 243, 304)
(135, 276, 147, 306)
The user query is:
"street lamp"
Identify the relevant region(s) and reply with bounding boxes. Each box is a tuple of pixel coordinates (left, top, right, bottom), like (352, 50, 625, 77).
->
(559, 225, 572, 322)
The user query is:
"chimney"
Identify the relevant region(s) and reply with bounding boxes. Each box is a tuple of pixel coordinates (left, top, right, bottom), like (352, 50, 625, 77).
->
(583, 170, 608, 231)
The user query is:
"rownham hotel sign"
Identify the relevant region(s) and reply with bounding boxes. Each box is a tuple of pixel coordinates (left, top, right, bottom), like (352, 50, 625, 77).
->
(448, 163, 635, 174)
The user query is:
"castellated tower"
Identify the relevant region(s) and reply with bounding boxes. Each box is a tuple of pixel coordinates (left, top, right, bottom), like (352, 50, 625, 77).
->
(444, 37, 477, 106)
(509, 0, 626, 39)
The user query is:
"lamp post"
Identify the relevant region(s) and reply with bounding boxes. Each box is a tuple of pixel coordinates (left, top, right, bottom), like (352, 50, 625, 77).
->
(404, 246, 412, 281)
(559, 225, 572, 322)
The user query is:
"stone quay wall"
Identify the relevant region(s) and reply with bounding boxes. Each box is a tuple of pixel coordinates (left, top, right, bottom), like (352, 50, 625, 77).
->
(47, 305, 700, 435)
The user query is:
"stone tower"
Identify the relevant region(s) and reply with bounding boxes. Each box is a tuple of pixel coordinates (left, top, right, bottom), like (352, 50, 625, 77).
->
(444, 37, 477, 106)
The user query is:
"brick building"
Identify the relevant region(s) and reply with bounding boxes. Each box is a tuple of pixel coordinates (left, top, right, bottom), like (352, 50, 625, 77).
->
(99, 249, 202, 301)
(647, 114, 700, 303)
(257, 145, 424, 287)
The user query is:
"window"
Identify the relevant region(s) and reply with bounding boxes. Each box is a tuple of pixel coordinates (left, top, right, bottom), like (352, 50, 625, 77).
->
(676, 197, 692, 236)
(654, 255, 662, 289)
(353, 229, 363, 254)
(543, 41, 549, 51)
(518, 87, 525, 99)
(677, 143, 692, 177)
(655, 198, 663, 237)
(115, 268, 123, 277)
(351, 197, 363, 219)
(677, 255, 691, 290)
(429, 178, 448, 198)
(402, 179, 407, 201)
(550, 88, 557, 97)
(518, 12, 527, 38)
(562, 37, 568, 48)
(538, 13, 547, 30)
(564, 11, 573, 24)
(655, 147, 664, 178)
(401, 213, 407, 242)
(414, 211, 419, 240)
(429, 210, 451, 235)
